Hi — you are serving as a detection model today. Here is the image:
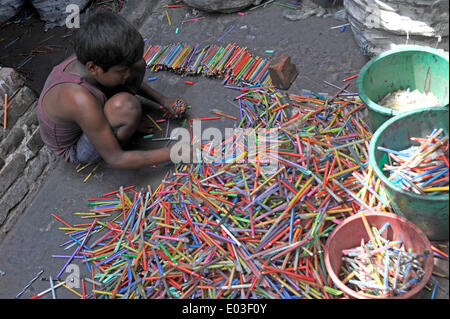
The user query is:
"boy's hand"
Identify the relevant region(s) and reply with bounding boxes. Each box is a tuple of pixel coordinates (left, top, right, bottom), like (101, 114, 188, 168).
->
(162, 97, 188, 119)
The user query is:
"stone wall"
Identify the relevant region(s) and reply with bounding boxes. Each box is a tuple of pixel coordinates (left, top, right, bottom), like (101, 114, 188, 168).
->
(0, 67, 58, 244)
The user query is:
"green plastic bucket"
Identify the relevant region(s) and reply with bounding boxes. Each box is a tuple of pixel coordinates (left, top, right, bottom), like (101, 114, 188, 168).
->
(369, 107, 449, 241)
(358, 45, 449, 130)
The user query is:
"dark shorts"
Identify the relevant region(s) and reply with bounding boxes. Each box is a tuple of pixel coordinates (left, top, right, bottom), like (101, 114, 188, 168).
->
(69, 134, 102, 164)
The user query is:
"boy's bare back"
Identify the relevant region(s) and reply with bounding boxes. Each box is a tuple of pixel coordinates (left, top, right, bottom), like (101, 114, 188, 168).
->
(37, 11, 187, 169)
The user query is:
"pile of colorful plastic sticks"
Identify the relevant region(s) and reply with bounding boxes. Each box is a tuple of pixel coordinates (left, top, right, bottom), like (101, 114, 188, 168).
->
(144, 43, 273, 86)
(46, 83, 402, 299)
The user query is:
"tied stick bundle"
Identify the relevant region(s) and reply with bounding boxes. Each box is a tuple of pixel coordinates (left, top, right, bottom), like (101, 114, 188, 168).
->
(49, 84, 395, 299)
(144, 43, 272, 87)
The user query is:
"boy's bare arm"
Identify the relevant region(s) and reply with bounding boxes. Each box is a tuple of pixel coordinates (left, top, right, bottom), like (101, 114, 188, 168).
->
(66, 86, 172, 169)
(137, 82, 187, 118)
(136, 80, 166, 105)
(122, 58, 163, 103)
(124, 58, 186, 118)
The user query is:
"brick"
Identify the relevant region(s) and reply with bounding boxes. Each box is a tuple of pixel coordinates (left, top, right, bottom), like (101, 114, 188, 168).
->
(0, 67, 24, 98)
(0, 110, 3, 133)
(25, 149, 49, 181)
(1, 151, 52, 237)
(3, 86, 37, 131)
(268, 54, 298, 90)
(0, 206, 22, 237)
(26, 127, 44, 156)
(0, 178, 29, 226)
(0, 126, 25, 158)
(0, 193, 31, 237)
(0, 153, 26, 198)
(23, 101, 39, 127)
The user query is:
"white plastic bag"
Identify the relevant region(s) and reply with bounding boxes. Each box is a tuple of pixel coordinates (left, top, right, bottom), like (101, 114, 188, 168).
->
(183, 0, 262, 13)
(0, 0, 25, 25)
(344, 0, 449, 56)
(29, 0, 90, 29)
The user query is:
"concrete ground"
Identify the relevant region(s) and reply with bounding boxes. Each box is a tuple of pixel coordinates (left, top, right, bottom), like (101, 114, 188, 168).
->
(0, 0, 448, 299)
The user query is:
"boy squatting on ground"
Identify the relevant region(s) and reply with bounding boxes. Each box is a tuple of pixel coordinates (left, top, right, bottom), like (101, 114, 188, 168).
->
(37, 11, 188, 170)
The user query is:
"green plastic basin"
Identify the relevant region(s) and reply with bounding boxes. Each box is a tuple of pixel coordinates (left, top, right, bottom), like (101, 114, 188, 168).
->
(358, 45, 449, 130)
(369, 107, 449, 241)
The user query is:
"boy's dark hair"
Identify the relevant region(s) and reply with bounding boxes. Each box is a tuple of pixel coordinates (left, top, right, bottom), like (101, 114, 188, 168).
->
(73, 10, 144, 72)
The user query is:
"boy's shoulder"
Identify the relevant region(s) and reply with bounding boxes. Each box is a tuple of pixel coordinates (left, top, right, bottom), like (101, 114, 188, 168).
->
(44, 81, 101, 117)
(43, 55, 85, 97)
(57, 82, 100, 104)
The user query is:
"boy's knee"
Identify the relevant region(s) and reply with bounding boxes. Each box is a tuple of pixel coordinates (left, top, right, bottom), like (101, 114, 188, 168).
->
(110, 92, 141, 112)
(107, 92, 142, 120)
